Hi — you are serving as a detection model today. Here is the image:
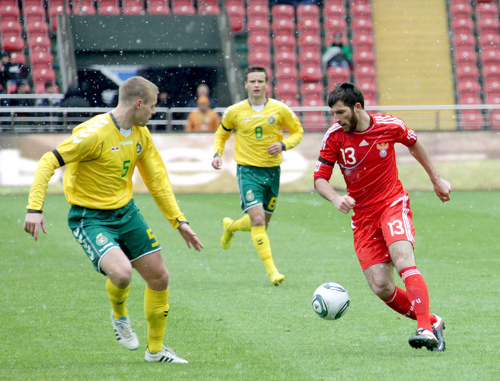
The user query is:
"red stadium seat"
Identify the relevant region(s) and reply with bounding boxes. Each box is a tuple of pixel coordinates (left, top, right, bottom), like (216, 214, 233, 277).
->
(460, 110, 484, 131)
(297, 4, 320, 19)
(147, 0, 170, 15)
(247, 18, 270, 34)
(300, 64, 322, 82)
(477, 16, 500, 34)
(454, 48, 478, 65)
(455, 64, 479, 81)
(274, 50, 297, 66)
(72, 0, 96, 15)
(458, 94, 482, 105)
(248, 49, 271, 67)
(478, 32, 500, 49)
(272, 18, 295, 35)
(271, 4, 295, 20)
(449, 2, 472, 18)
(248, 33, 271, 50)
(32, 67, 56, 82)
(299, 49, 321, 65)
(28, 35, 51, 50)
(198, 1, 220, 15)
(275, 80, 299, 98)
(476, 2, 499, 18)
(10, 51, 26, 65)
(301, 82, 324, 99)
(275, 64, 299, 82)
(226, 4, 245, 32)
(358, 81, 377, 99)
(485, 89, 500, 104)
(481, 47, 500, 65)
(1, 33, 25, 51)
(352, 33, 374, 52)
(323, 17, 347, 37)
(354, 64, 376, 80)
(25, 20, 49, 36)
(99, 5, 121, 15)
(123, 0, 146, 15)
(327, 66, 351, 82)
(350, 3, 372, 18)
(279, 96, 300, 108)
(453, 32, 476, 48)
(351, 17, 373, 33)
(0, 4, 20, 20)
(451, 17, 475, 34)
(173, 4, 196, 15)
(354, 50, 375, 65)
(457, 79, 481, 96)
(0, 20, 22, 34)
(30, 50, 54, 66)
(323, 3, 345, 18)
(23, 5, 46, 19)
(297, 17, 320, 35)
(273, 34, 296, 52)
(298, 34, 321, 51)
(247, 4, 269, 19)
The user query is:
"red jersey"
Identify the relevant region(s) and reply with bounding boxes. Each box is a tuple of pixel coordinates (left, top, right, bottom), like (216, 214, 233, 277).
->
(314, 114, 417, 212)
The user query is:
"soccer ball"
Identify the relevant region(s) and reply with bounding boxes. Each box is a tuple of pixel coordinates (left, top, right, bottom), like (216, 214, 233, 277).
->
(312, 282, 350, 320)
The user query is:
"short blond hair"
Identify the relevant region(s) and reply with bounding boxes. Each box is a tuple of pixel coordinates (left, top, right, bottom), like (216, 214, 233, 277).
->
(118, 76, 158, 105)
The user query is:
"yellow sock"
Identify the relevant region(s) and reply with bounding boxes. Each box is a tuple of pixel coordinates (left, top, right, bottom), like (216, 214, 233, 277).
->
(251, 225, 277, 275)
(229, 214, 251, 232)
(106, 278, 130, 319)
(144, 286, 169, 353)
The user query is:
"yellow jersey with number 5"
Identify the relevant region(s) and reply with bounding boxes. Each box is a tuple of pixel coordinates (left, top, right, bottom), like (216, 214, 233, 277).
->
(27, 113, 186, 228)
(214, 98, 303, 167)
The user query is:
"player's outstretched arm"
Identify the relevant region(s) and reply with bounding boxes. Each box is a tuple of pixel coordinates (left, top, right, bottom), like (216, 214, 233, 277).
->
(408, 140, 451, 203)
(178, 223, 204, 251)
(24, 213, 47, 241)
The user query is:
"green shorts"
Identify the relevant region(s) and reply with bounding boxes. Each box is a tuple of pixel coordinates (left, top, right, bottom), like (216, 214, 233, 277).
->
(67, 199, 161, 274)
(236, 164, 280, 214)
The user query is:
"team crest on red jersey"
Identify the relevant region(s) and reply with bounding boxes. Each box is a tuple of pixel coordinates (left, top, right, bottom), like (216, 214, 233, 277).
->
(376, 143, 388, 157)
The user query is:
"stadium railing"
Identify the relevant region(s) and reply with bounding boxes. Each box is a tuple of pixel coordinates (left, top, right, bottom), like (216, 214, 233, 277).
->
(0, 101, 499, 133)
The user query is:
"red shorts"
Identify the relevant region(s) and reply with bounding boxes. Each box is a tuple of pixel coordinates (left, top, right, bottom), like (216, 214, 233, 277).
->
(351, 195, 415, 271)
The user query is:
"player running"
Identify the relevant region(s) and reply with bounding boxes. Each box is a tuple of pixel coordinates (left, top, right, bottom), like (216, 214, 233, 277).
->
(24, 76, 203, 363)
(314, 82, 450, 351)
(212, 66, 303, 286)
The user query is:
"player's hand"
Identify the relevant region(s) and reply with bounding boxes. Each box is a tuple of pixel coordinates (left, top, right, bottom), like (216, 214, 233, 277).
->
(212, 157, 222, 170)
(178, 223, 204, 251)
(24, 213, 47, 241)
(433, 177, 451, 203)
(267, 142, 283, 156)
(333, 195, 356, 214)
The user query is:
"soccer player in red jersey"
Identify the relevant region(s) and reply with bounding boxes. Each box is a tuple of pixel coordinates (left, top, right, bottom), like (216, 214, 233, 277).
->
(314, 82, 451, 351)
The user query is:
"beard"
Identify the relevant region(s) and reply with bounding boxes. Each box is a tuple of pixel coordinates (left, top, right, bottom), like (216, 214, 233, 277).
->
(342, 112, 358, 133)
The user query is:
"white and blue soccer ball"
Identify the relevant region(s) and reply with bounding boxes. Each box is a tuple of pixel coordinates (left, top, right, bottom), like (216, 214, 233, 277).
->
(312, 282, 350, 320)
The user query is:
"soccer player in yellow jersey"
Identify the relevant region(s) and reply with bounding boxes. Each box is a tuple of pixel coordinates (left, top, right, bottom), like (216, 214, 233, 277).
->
(23, 76, 203, 363)
(211, 66, 304, 286)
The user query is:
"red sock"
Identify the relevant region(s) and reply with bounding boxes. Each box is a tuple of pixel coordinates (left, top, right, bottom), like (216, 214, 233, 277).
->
(400, 266, 433, 331)
(382, 286, 416, 320)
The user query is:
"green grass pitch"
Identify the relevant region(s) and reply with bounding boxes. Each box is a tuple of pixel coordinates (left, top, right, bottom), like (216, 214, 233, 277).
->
(1, 191, 498, 380)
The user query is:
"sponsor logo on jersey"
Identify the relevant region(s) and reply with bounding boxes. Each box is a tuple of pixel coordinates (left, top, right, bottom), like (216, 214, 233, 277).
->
(111, 147, 119, 152)
(136, 141, 143, 154)
(244, 117, 252, 122)
(359, 139, 369, 147)
(246, 189, 255, 202)
(268, 115, 276, 124)
(96, 233, 108, 246)
(376, 143, 389, 157)
(120, 141, 133, 145)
